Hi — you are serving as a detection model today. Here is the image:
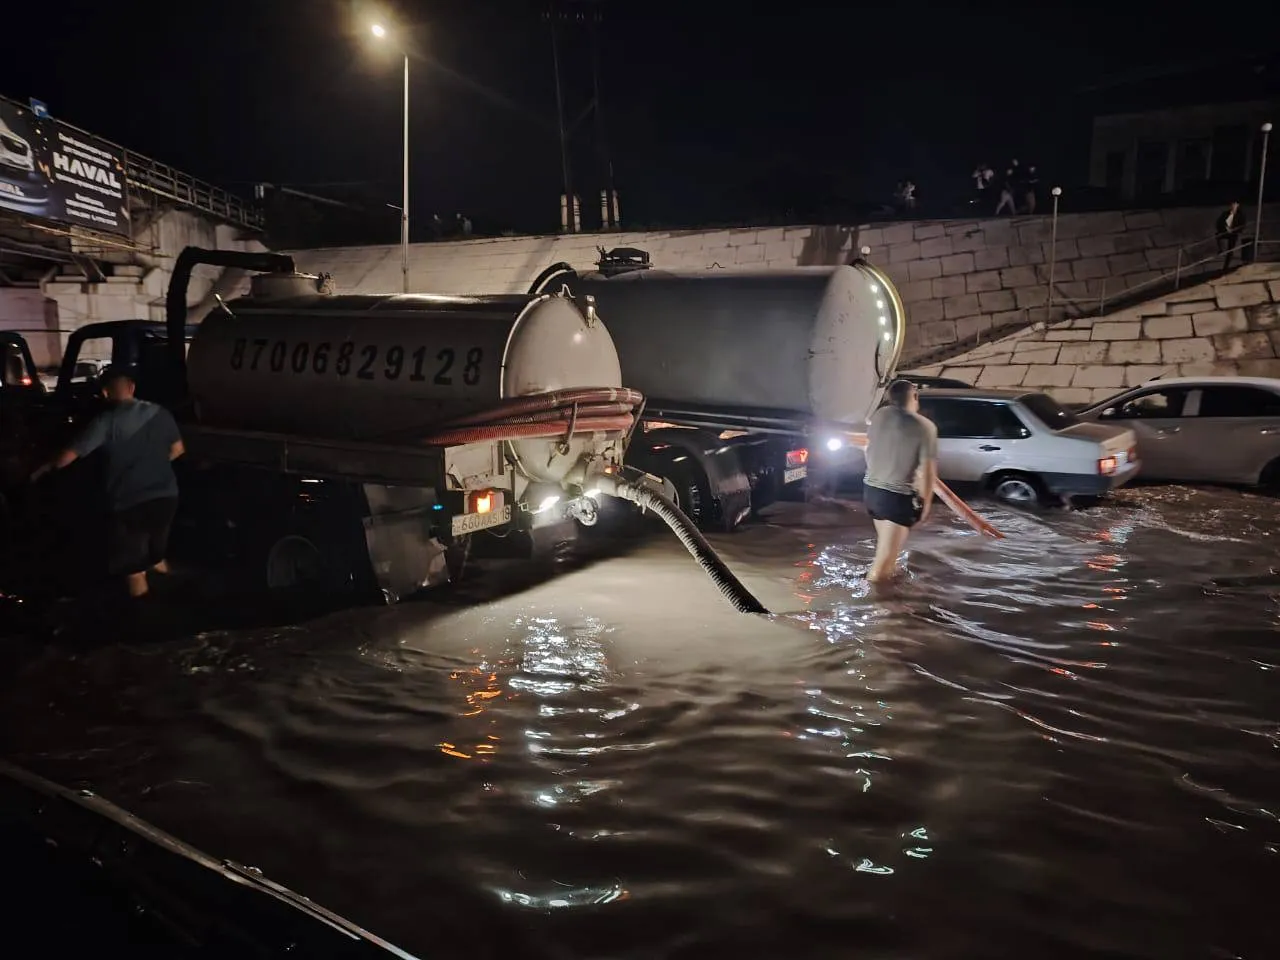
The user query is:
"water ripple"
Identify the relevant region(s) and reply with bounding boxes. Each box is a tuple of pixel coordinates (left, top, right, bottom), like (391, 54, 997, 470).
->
(0, 485, 1277, 958)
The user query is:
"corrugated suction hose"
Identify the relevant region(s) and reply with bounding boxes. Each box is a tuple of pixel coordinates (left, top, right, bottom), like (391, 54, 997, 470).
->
(594, 475, 769, 615)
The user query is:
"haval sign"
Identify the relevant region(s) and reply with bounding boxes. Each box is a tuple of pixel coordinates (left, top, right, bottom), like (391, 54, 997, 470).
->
(0, 97, 129, 236)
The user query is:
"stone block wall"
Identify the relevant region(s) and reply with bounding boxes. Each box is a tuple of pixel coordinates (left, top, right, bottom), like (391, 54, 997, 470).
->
(907, 263, 1280, 406)
(859, 204, 1280, 363)
(289, 203, 1280, 367)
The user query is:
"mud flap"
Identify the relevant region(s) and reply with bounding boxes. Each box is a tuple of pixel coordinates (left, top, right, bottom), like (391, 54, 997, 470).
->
(361, 484, 452, 603)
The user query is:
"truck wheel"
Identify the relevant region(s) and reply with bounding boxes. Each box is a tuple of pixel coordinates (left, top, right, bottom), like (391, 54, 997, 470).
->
(264, 534, 330, 591)
(664, 460, 729, 532)
(988, 471, 1045, 506)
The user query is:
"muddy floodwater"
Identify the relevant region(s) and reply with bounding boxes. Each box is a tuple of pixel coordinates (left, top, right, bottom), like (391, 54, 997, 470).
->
(1, 486, 1277, 959)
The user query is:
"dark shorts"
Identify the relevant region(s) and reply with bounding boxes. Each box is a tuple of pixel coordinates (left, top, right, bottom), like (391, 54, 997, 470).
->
(864, 482, 923, 528)
(108, 497, 178, 576)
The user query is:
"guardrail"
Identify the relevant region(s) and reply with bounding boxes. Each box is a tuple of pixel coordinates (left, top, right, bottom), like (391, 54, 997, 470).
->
(1084, 231, 1277, 319)
(124, 153, 264, 231)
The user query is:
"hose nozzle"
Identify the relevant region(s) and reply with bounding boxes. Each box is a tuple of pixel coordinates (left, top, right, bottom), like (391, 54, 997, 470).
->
(591, 469, 769, 615)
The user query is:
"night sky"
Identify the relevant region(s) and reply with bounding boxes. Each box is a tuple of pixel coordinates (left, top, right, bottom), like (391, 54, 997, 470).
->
(0, 0, 1250, 236)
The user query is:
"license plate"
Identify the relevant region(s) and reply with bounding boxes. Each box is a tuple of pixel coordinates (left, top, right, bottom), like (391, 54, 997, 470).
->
(784, 467, 807, 484)
(451, 504, 512, 536)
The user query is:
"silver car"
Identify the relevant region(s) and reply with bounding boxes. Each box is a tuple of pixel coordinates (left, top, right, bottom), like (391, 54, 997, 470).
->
(912, 389, 1140, 505)
(1077, 376, 1280, 489)
(0, 117, 35, 175)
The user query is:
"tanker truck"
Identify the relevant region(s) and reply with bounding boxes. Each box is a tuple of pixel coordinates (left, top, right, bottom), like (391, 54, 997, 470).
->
(13, 247, 767, 613)
(527, 248, 907, 530)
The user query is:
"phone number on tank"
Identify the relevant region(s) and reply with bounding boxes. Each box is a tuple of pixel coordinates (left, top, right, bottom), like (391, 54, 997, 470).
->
(227, 337, 485, 386)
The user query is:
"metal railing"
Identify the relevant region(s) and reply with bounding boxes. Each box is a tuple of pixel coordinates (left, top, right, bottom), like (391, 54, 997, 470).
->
(909, 237, 1280, 369)
(1052, 234, 1279, 324)
(124, 153, 264, 232)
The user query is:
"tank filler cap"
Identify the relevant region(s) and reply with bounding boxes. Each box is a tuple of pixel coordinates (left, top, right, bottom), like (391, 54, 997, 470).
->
(249, 272, 334, 300)
(596, 245, 651, 278)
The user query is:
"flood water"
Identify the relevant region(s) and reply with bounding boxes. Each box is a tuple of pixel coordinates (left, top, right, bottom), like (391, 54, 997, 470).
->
(1, 486, 1277, 959)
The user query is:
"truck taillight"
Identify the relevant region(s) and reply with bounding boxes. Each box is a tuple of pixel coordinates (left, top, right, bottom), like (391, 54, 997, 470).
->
(1097, 456, 1118, 476)
(470, 490, 502, 514)
(786, 448, 809, 468)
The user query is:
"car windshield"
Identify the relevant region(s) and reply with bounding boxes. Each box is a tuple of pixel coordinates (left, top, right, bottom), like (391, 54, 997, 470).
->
(1020, 392, 1077, 430)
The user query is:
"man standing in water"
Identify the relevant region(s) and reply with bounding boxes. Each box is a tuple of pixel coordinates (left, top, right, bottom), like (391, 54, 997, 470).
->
(32, 366, 184, 600)
(863, 379, 938, 583)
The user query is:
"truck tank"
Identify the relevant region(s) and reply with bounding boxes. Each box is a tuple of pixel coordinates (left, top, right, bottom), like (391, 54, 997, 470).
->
(186, 272, 624, 483)
(534, 261, 906, 428)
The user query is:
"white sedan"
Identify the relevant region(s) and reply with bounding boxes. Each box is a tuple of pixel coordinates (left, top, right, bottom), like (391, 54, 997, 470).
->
(1076, 376, 1280, 489)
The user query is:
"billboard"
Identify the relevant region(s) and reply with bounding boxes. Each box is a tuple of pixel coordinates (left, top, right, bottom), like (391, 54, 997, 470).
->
(0, 99, 129, 237)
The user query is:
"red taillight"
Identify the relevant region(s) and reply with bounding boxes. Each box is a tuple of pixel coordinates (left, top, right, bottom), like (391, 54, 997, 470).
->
(1097, 456, 1118, 476)
(470, 490, 501, 514)
(1128, 446, 1137, 463)
(786, 448, 809, 468)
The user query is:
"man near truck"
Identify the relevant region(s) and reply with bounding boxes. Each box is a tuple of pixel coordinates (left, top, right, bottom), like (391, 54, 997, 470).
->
(31, 365, 184, 600)
(863, 378, 938, 583)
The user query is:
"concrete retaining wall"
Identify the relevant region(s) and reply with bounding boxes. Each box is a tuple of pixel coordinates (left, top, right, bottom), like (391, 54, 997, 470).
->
(0, 210, 266, 367)
(288, 203, 1279, 366)
(6, 202, 1274, 371)
(907, 263, 1280, 406)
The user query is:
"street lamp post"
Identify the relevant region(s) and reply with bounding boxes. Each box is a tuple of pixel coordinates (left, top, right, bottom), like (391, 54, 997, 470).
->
(1254, 121, 1272, 259)
(372, 23, 410, 294)
(1046, 186, 1062, 323)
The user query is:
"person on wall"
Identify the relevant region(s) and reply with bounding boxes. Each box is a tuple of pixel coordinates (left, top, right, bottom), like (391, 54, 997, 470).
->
(31, 366, 184, 601)
(863, 379, 938, 583)
(1215, 201, 1247, 271)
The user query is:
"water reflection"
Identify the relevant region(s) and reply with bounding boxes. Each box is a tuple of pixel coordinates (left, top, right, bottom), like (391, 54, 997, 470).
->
(0, 486, 1276, 958)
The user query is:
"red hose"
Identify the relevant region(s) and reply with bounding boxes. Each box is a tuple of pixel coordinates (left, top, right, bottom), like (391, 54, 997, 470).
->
(383, 386, 645, 447)
(434, 388, 645, 429)
(421, 415, 636, 446)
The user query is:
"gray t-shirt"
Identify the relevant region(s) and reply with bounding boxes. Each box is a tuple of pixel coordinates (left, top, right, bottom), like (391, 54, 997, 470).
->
(70, 399, 181, 511)
(864, 405, 938, 495)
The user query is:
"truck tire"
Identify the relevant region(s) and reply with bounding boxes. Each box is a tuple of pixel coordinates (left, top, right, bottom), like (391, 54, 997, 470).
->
(663, 459, 734, 533)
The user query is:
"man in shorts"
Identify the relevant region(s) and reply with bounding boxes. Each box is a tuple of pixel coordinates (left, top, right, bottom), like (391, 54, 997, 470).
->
(863, 378, 938, 583)
(32, 365, 184, 599)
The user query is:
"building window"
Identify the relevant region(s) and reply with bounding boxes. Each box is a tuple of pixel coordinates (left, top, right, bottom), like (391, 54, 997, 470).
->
(1211, 124, 1248, 183)
(1135, 141, 1169, 198)
(1175, 138, 1210, 191)
(1105, 151, 1126, 192)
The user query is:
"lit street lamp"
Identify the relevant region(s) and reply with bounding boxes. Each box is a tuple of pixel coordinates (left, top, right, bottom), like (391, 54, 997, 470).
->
(1046, 186, 1062, 322)
(372, 22, 410, 294)
(1255, 121, 1272, 259)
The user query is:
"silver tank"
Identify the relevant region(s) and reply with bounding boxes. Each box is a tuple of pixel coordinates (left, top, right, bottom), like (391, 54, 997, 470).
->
(555, 262, 905, 427)
(187, 275, 623, 480)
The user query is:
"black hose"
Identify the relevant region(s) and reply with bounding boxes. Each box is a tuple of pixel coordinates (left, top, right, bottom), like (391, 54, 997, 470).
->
(527, 261, 578, 296)
(598, 477, 769, 615)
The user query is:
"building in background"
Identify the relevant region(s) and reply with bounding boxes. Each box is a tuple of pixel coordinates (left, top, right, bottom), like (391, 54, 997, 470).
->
(1079, 53, 1278, 206)
(1089, 99, 1277, 203)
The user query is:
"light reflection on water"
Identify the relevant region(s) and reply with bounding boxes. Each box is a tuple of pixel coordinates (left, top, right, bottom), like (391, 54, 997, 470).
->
(0, 485, 1277, 958)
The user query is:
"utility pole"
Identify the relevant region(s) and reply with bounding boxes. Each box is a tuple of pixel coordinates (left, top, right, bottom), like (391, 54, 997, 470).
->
(546, 1, 617, 232)
(549, 18, 574, 231)
(589, 10, 617, 228)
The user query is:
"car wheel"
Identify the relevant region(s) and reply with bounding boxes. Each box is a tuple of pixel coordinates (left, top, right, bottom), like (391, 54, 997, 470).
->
(989, 471, 1043, 506)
